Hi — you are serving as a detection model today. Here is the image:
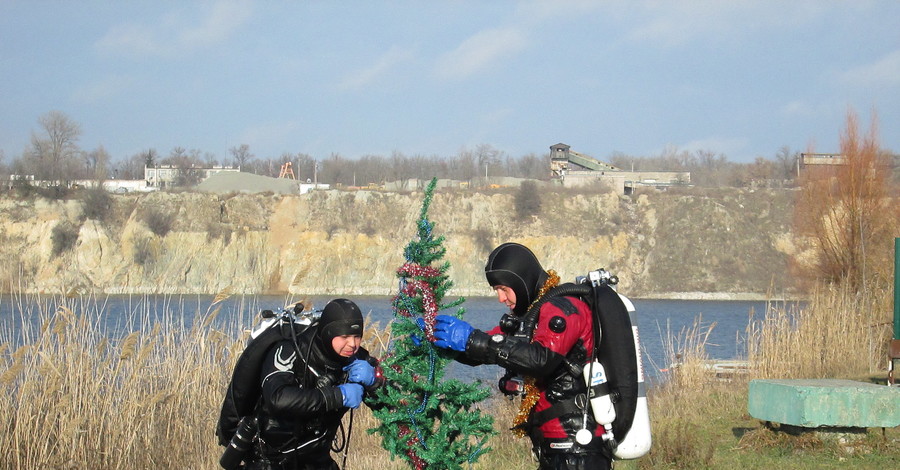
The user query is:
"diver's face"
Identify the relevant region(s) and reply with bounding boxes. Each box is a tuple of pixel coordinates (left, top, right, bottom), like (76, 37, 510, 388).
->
(493, 285, 516, 310)
(331, 335, 361, 357)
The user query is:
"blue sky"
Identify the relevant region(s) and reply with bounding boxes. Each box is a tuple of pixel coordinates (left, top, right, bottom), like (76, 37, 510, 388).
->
(2, 1, 898, 165)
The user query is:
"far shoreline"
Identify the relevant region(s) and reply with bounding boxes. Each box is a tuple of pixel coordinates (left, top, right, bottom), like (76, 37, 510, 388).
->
(1, 288, 796, 302)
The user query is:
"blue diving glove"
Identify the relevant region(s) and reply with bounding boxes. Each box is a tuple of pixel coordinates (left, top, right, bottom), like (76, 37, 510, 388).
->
(432, 314, 474, 352)
(344, 359, 376, 386)
(338, 383, 364, 409)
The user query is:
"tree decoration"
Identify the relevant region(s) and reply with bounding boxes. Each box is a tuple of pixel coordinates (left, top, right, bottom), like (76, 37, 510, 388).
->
(368, 178, 495, 470)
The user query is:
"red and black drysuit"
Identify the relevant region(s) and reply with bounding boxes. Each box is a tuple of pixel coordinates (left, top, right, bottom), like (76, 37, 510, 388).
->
(453, 242, 612, 470)
(461, 295, 610, 469)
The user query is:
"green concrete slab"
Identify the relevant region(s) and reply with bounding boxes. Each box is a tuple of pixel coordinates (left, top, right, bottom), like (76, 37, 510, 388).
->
(748, 379, 900, 428)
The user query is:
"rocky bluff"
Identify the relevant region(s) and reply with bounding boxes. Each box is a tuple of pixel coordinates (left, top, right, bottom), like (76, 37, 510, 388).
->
(0, 186, 799, 299)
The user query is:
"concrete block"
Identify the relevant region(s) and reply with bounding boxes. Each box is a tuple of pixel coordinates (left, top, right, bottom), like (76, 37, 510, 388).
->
(748, 379, 900, 428)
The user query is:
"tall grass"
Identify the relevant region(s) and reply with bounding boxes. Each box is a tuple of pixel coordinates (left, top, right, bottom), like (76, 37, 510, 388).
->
(746, 283, 892, 379)
(639, 282, 896, 469)
(0, 293, 527, 469)
(637, 317, 723, 469)
(2, 283, 894, 469)
(0, 292, 240, 469)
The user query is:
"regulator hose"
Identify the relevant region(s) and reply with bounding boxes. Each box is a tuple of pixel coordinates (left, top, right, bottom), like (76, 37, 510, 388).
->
(520, 282, 591, 339)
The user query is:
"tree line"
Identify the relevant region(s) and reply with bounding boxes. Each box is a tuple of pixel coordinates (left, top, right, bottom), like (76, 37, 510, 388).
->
(2, 110, 897, 189)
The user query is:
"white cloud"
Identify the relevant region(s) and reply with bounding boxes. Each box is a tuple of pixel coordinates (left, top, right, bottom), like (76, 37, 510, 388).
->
(780, 100, 839, 119)
(95, 23, 164, 57)
(482, 107, 515, 125)
(781, 100, 815, 118)
(433, 27, 527, 80)
(840, 49, 900, 87)
(514, 0, 605, 22)
(95, 0, 252, 58)
(178, 1, 252, 49)
(623, 1, 830, 48)
(337, 46, 415, 91)
(71, 75, 135, 104)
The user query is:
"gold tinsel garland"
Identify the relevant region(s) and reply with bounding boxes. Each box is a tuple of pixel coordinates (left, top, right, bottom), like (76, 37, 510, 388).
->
(511, 269, 559, 437)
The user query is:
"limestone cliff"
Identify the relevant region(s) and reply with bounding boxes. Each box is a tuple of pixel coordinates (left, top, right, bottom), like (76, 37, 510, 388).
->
(0, 187, 798, 298)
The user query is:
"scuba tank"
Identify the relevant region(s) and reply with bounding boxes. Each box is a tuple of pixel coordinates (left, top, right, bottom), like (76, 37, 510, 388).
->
(575, 268, 652, 459)
(610, 293, 652, 459)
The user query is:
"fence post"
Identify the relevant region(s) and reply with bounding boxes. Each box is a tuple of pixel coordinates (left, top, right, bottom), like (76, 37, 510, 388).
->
(894, 238, 899, 341)
(890, 238, 900, 386)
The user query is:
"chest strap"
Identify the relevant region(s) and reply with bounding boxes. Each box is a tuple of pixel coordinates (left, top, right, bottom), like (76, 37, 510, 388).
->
(530, 394, 587, 427)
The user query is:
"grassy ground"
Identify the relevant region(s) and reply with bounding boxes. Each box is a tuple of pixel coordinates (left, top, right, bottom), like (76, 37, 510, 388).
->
(1, 285, 898, 469)
(341, 375, 900, 470)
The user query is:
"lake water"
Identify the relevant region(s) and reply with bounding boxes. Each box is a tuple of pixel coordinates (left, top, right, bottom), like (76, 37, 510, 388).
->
(0, 293, 792, 386)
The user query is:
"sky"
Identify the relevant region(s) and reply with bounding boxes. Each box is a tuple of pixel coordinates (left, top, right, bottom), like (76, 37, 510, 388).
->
(2, 1, 899, 166)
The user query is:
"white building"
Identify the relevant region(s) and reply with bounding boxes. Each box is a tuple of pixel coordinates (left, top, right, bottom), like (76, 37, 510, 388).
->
(144, 165, 241, 188)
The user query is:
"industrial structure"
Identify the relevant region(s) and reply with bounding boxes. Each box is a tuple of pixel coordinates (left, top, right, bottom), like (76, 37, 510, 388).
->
(144, 164, 240, 189)
(549, 143, 690, 194)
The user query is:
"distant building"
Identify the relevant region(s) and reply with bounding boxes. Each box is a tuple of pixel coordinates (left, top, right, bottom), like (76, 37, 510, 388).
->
(550, 143, 691, 194)
(798, 153, 847, 180)
(800, 153, 845, 167)
(144, 165, 240, 188)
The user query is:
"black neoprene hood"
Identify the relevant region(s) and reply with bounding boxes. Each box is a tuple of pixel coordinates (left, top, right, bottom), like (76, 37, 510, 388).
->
(319, 298, 364, 340)
(313, 298, 363, 364)
(484, 243, 548, 316)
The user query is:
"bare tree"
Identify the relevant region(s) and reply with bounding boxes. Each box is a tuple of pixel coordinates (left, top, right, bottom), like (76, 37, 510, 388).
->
(160, 147, 203, 187)
(320, 153, 349, 185)
(229, 144, 254, 170)
(475, 144, 503, 178)
(793, 108, 896, 292)
(389, 151, 413, 188)
(356, 154, 389, 185)
(84, 145, 111, 182)
(775, 146, 798, 181)
(453, 148, 477, 182)
(690, 149, 729, 186)
(202, 151, 219, 167)
(515, 153, 548, 179)
(28, 111, 82, 181)
(115, 152, 151, 180)
(747, 156, 775, 186)
(295, 153, 317, 182)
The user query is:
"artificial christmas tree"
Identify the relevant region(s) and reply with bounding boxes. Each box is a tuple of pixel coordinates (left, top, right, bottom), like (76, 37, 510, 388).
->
(368, 178, 495, 470)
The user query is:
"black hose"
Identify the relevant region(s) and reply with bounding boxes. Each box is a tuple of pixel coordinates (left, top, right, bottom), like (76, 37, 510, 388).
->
(341, 409, 354, 469)
(521, 283, 591, 339)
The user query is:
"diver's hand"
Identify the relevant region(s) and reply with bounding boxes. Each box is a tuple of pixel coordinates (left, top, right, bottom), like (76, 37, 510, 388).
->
(432, 315, 474, 352)
(338, 383, 364, 409)
(344, 359, 376, 386)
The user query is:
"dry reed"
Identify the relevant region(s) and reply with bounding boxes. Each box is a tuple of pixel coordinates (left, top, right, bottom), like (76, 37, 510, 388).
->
(2, 282, 893, 469)
(746, 283, 892, 379)
(639, 281, 896, 468)
(0, 292, 236, 469)
(0, 293, 526, 470)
